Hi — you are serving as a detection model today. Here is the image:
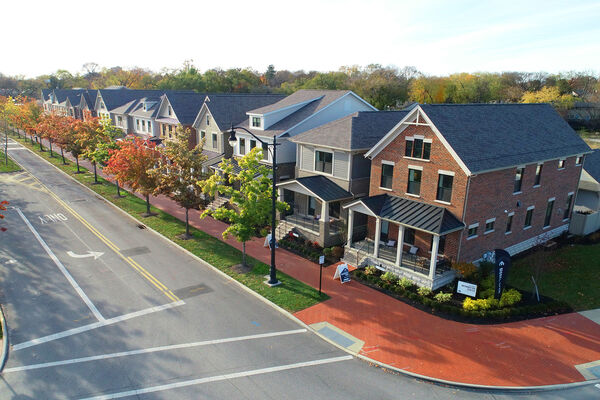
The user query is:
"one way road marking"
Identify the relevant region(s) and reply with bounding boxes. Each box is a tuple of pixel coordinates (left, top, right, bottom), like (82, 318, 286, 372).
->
(67, 251, 104, 260)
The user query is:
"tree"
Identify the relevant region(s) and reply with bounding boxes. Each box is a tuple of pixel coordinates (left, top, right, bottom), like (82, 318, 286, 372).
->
(521, 86, 577, 109)
(65, 119, 87, 173)
(151, 127, 209, 238)
(0, 200, 8, 232)
(104, 137, 161, 217)
(75, 117, 120, 184)
(200, 148, 288, 267)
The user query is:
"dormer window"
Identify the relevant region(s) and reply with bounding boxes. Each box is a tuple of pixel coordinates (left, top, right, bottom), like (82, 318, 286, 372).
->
(252, 116, 261, 128)
(168, 105, 172, 116)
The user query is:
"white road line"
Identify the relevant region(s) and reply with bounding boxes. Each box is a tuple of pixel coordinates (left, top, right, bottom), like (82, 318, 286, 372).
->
(78, 355, 353, 400)
(13, 300, 185, 351)
(5, 329, 307, 373)
(15, 207, 105, 322)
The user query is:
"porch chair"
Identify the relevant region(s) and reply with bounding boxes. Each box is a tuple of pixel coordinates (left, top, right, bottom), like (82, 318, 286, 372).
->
(385, 240, 396, 248)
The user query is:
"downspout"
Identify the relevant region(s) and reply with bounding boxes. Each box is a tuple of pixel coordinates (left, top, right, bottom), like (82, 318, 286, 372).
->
(456, 174, 472, 263)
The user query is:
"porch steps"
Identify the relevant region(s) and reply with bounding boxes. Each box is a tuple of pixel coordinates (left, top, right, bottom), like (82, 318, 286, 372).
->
(206, 196, 229, 212)
(275, 220, 294, 242)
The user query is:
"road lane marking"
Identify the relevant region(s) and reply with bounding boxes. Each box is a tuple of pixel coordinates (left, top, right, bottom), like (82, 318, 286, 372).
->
(5, 329, 307, 373)
(67, 251, 104, 260)
(15, 168, 180, 302)
(12, 300, 185, 351)
(15, 207, 105, 322)
(77, 355, 353, 400)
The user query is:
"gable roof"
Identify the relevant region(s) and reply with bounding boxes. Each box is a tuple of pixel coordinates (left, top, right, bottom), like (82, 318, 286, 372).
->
(278, 175, 353, 202)
(80, 90, 97, 109)
(162, 92, 209, 125)
(584, 149, 600, 183)
(290, 110, 408, 151)
(240, 90, 376, 138)
(41, 89, 52, 101)
(97, 88, 163, 111)
(201, 93, 286, 129)
(368, 104, 591, 175)
(128, 97, 163, 118)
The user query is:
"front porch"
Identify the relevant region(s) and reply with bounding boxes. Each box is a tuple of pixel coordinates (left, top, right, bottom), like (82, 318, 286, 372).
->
(343, 194, 464, 289)
(277, 175, 353, 247)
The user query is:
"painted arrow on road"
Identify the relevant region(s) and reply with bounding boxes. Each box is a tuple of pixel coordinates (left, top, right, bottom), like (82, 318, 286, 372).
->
(67, 251, 104, 260)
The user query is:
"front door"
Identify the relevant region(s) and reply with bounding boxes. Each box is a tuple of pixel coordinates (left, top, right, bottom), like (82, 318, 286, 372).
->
(380, 220, 389, 242)
(308, 196, 316, 217)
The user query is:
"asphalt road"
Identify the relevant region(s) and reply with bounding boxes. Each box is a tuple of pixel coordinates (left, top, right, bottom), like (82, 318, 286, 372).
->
(0, 138, 598, 399)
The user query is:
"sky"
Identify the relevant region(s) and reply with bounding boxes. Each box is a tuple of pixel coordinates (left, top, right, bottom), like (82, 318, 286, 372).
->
(3, 0, 599, 78)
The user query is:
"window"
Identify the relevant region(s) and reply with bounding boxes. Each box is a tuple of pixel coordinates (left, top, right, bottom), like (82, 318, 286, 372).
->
(407, 168, 422, 196)
(315, 150, 333, 174)
(558, 159, 565, 169)
(117, 116, 123, 126)
(200, 130, 206, 140)
(239, 138, 246, 155)
(505, 213, 514, 234)
(206, 115, 210, 125)
(262, 143, 269, 160)
(576, 155, 583, 166)
(436, 174, 453, 203)
(404, 228, 415, 245)
(162, 125, 166, 136)
(142, 120, 146, 131)
(544, 199, 554, 227)
(147, 121, 151, 132)
(514, 167, 524, 193)
(485, 218, 495, 234)
(250, 140, 257, 150)
(212, 133, 217, 148)
(405, 138, 431, 160)
(136, 120, 140, 130)
(168, 105, 172, 116)
(524, 207, 534, 228)
(467, 223, 478, 239)
(534, 164, 542, 186)
(430, 235, 446, 254)
(329, 202, 341, 219)
(564, 193, 573, 220)
(380, 163, 394, 189)
(252, 116, 261, 128)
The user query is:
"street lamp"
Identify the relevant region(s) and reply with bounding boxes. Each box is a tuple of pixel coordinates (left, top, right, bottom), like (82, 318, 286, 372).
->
(226, 125, 280, 286)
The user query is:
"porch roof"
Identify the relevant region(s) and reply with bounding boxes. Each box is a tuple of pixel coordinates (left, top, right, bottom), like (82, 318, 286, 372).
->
(278, 175, 353, 202)
(346, 194, 464, 235)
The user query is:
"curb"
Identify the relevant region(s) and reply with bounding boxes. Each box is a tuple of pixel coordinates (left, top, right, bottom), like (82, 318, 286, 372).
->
(10, 136, 600, 391)
(0, 304, 9, 373)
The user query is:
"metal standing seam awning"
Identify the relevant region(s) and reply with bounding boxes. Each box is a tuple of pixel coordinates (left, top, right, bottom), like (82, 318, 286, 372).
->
(210, 157, 272, 178)
(277, 175, 354, 202)
(343, 194, 464, 235)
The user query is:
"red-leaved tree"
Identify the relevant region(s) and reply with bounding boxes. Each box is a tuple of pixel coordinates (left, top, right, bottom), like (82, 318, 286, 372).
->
(104, 137, 161, 217)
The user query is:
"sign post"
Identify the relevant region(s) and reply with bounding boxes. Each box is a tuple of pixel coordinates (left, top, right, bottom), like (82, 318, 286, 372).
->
(494, 248, 511, 299)
(318, 255, 325, 295)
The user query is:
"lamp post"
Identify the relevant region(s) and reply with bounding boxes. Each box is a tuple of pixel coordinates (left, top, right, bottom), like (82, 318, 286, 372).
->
(227, 125, 280, 286)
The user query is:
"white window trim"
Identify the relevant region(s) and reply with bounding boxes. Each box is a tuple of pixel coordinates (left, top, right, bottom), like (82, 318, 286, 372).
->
(575, 155, 583, 166)
(379, 161, 394, 190)
(505, 212, 515, 235)
(437, 169, 455, 176)
(558, 158, 566, 170)
(381, 160, 395, 166)
(484, 218, 496, 234)
(408, 165, 423, 171)
(527, 205, 535, 211)
(404, 192, 420, 198)
(564, 191, 575, 221)
(314, 148, 335, 176)
(467, 223, 479, 240)
(434, 200, 451, 206)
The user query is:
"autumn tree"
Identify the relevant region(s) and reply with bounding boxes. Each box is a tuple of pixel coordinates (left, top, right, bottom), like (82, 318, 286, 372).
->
(65, 119, 87, 173)
(521, 86, 577, 109)
(151, 127, 209, 238)
(200, 148, 288, 267)
(75, 117, 120, 184)
(104, 137, 161, 217)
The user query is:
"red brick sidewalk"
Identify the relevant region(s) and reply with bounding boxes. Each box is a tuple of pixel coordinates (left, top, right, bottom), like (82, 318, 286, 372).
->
(34, 136, 600, 386)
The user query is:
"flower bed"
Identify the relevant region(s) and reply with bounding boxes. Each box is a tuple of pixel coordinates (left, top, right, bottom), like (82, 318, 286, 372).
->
(352, 265, 572, 324)
(278, 233, 342, 265)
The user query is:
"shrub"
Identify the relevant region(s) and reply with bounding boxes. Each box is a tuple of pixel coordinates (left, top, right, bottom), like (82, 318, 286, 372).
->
(323, 247, 333, 256)
(434, 292, 452, 303)
(452, 262, 477, 280)
(259, 227, 269, 237)
(364, 265, 378, 276)
(397, 277, 414, 290)
(479, 288, 494, 299)
(479, 274, 495, 291)
(499, 289, 522, 308)
(331, 246, 344, 259)
(463, 297, 498, 311)
(417, 287, 433, 297)
(381, 271, 398, 284)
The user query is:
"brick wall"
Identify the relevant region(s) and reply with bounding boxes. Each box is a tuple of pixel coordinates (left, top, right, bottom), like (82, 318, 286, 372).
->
(460, 156, 582, 261)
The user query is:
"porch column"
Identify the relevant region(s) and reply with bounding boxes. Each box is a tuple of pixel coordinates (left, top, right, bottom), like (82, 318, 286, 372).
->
(395, 225, 405, 267)
(429, 234, 440, 279)
(278, 188, 284, 201)
(277, 188, 285, 220)
(320, 200, 329, 222)
(373, 217, 381, 258)
(319, 199, 330, 247)
(347, 209, 354, 246)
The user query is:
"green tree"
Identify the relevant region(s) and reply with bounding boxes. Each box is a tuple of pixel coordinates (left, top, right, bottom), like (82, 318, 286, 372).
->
(151, 126, 209, 239)
(200, 148, 288, 267)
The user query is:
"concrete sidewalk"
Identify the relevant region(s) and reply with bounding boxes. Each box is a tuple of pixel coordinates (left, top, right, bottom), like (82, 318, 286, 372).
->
(28, 135, 600, 387)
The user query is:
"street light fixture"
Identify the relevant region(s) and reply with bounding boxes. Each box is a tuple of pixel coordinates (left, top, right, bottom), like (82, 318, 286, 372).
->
(226, 125, 280, 286)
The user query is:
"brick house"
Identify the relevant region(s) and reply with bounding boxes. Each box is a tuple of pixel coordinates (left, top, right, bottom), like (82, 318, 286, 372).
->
(343, 104, 591, 289)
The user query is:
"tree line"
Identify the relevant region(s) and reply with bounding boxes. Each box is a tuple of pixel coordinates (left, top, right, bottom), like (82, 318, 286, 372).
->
(1, 63, 599, 110)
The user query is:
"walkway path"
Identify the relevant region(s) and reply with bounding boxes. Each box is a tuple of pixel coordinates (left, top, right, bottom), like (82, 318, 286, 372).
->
(29, 135, 600, 386)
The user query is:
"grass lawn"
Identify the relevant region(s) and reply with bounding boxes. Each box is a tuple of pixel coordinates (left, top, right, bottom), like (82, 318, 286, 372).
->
(508, 243, 600, 311)
(0, 151, 20, 173)
(13, 133, 327, 313)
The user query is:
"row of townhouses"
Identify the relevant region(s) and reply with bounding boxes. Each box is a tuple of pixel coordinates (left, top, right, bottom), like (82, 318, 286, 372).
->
(41, 87, 595, 289)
